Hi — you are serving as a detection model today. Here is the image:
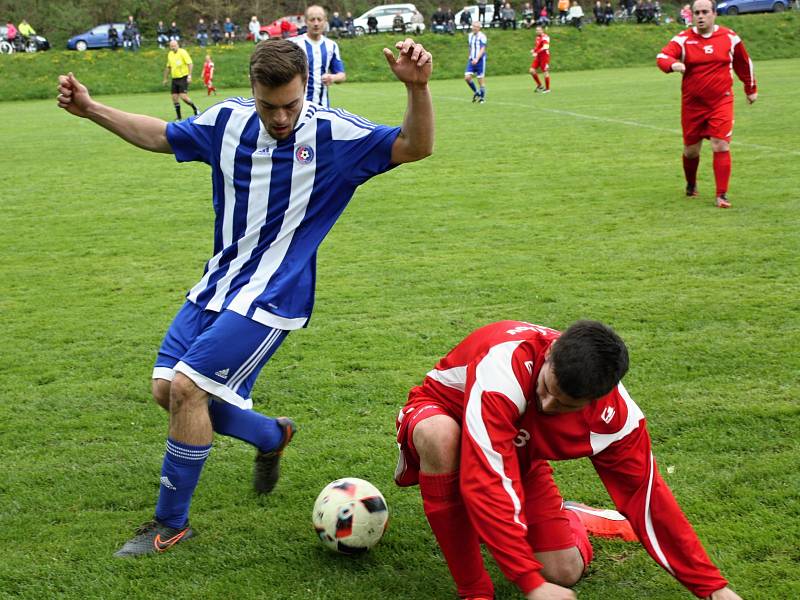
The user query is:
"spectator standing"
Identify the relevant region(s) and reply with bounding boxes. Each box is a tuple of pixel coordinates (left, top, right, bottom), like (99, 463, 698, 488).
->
(202, 53, 216, 95)
(492, 0, 503, 25)
(108, 23, 119, 50)
(558, 0, 570, 23)
(657, 0, 757, 208)
(223, 17, 235, 44)
(210, 19, 222, 45)
(501, 2, 517, 29)
(156, 21, 168, 48)
(123, 16, 139, 51)
(680, 3, 692, 24)
(248, 16, 260, 43)
(290, 5, 347, 107)
(57, 37, 434, 559)
(530, 25, 551, 92)
(410, 10, 425, 34)
(196, 18, 208, 47)
(163, 39, 198, 120)
(465, 21, 487, 103)
(594, 0, 605, 23)
(168, 21, 181, 42)
(477, 0, 488, 24)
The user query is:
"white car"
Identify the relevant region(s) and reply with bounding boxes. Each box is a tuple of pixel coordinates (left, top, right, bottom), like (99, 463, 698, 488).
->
(453, 5, 497, 29)
(352, 3, 426, 35)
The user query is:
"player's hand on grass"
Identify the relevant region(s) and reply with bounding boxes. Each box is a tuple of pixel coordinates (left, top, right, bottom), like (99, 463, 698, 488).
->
(707, 586, 743, 600)
(525, 582, 577, 600)
(57, 72, 93, 118)
(383, 38, 432, 87)
(671, 62, 686, 73)
(746, 92, 757, 104)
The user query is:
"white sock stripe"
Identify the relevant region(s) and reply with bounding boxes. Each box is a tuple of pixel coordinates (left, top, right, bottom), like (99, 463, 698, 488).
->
(229, 328, 283, 391)
(166, 441, 211, 460)
(227, 328, 280, 389)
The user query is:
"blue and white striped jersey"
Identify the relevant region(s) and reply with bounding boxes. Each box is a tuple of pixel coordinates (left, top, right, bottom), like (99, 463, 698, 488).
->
(468, 31, 487, 61)
(290, 34, 345, 107)
(166, 98, 400, 330)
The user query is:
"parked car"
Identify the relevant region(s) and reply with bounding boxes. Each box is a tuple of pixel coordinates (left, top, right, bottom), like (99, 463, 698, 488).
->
(0, 25, 50, 53)
(66, 23, 125, 51)
(258, 15, 305, 40)
(716, 0, 790, 13)
(352, 3, 425, 35)
(453, 5, 497, 29)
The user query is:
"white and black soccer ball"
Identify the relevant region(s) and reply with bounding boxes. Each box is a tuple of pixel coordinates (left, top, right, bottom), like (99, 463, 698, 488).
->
(312, 477, 389, 554)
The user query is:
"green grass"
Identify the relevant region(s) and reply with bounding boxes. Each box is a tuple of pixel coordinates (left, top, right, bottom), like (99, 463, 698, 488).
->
(1, 12, 798, 100)
(1, 59, 799, 599)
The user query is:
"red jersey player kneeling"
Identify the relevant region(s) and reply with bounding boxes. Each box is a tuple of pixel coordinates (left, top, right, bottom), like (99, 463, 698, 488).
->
(395, 320, 744, 600)
(202, 53, 216, 96)
(657, 0, 757, 209)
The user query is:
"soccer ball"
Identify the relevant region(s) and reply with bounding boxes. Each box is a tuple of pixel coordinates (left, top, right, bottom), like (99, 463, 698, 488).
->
(312, 477, 389, 554)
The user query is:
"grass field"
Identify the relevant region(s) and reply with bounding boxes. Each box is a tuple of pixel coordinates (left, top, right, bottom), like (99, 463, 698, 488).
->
(1, 59, 799, 600)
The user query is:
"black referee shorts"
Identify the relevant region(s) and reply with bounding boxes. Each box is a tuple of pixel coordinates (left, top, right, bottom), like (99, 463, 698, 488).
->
(171, 76, 189, 94)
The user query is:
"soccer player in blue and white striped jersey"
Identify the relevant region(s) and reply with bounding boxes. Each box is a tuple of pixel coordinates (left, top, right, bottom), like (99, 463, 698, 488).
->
(57, 37, 434, 557)
(291, 5, 346, 107)
(465, 21, 488, 103)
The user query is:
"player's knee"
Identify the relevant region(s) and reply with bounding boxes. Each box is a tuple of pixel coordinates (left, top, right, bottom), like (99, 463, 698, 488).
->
(539, 551, 584, 587)
(413, 416, 460, 473)
(710, 139, 729, 153)
(169, 373, 207, 413)
(152, 378, 171, 411)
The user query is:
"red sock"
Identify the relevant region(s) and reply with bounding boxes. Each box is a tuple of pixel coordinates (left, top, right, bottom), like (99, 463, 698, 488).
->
(545, 74, 550, 90)
(713, 150, 731, 196)
(532, 73, 542, 86)
(682, 154, 699, 187)
(420, 472, 494, 598)
(564, 508, 594, 572)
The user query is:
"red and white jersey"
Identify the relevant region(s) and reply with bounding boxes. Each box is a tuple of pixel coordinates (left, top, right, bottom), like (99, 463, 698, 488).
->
(533, 33, 550, 56)
(657, 25, 756, 106)
(202, 59, 214, 82)
(412, 321, 728, 597)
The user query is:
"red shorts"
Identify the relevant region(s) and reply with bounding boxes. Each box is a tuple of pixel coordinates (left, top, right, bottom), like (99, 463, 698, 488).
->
(681, 97, 734, 146)
(531, 54, 549, 71)
(395, 393, 575, 553)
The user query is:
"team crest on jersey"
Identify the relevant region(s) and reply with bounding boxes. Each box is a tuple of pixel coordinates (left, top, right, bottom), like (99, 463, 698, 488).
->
(295, 145, 315, 165)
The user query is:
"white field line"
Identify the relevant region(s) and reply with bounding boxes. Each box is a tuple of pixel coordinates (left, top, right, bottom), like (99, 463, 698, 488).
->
(372, 88, 800, 156)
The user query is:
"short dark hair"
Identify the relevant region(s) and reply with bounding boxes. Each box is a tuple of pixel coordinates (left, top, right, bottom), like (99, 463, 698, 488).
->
(550, 320, 629, 400)
(249, 39, 308, 88)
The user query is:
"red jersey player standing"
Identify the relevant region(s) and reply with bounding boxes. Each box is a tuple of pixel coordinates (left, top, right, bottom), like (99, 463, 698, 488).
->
(395, 320, 744, 600)
(530, 26, 551, 94)
(202, 53, 216, 96)
(657, 0, 757, 209)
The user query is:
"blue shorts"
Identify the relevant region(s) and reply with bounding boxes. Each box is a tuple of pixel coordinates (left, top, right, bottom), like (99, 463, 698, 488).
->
(153, 301, 289, 409)
(465, 57, 486, 78)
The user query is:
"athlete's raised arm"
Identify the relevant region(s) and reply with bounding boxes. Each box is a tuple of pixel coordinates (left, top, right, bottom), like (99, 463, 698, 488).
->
(57, 72, 172, 154)
(383, 39, 434, 165)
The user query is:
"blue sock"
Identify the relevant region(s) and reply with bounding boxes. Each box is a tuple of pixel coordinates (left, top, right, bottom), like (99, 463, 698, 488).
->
(155, 438, 211, 528)
(467, 79, 478, 93)
(208, 399, 282, 452)
(480, 86, 486, 98)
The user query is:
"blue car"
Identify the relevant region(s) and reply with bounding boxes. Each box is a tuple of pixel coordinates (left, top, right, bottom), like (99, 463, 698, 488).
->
(66, 23, 126, 51)
(716, 0, 790, 14)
